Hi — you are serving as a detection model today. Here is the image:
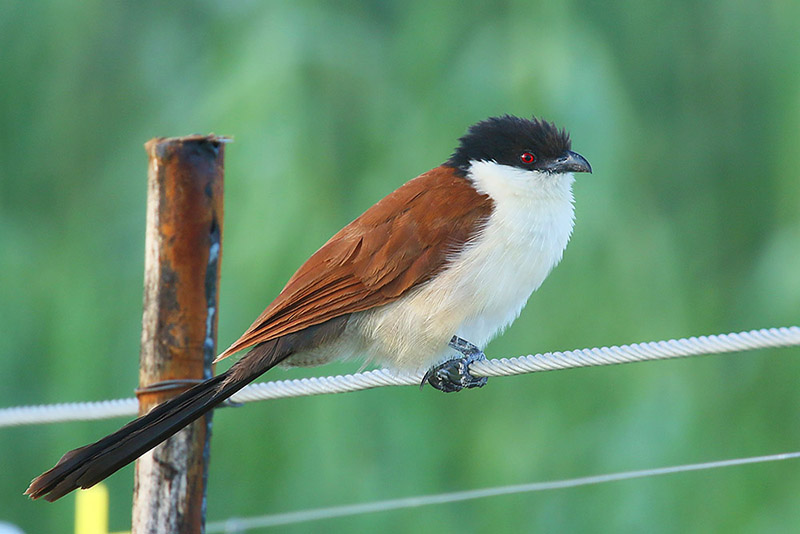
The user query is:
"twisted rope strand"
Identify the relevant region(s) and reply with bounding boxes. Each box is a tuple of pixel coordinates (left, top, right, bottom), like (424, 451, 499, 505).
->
(1, 326, 797, 428)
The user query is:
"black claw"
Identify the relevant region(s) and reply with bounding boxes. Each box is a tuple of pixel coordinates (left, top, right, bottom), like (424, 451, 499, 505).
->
(422, 336, 488, 393)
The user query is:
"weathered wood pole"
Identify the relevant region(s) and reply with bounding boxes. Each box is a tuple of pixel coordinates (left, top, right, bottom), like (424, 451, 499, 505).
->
(133, 135, 226, 534)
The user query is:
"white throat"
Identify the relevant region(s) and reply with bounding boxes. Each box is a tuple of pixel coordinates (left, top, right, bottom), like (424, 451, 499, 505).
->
(468, 159, 576, 205)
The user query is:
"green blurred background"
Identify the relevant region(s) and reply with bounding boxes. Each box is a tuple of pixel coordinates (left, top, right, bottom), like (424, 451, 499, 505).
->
(1, 1, 799, 532)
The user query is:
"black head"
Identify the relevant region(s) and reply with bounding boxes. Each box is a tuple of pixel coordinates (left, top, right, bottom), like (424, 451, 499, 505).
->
(447, 115, 591, 176)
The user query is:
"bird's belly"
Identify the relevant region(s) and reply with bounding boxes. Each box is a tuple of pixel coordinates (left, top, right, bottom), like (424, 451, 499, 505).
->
(450, 213, 571, 347)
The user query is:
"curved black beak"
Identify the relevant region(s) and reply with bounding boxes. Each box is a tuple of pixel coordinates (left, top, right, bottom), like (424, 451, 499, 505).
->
(543, 150, 592, 174)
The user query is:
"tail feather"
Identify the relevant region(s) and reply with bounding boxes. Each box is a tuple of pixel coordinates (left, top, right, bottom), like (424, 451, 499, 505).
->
(26, 370, 244, 501)
(26, 346, 279, 501)
(26, 316, 348, 502)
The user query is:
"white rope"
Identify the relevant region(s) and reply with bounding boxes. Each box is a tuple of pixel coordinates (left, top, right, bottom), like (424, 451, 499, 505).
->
(1, 326, 798, 428)
(469, 325, 800, 376)
(205, 450, 800, 531)
(233, 326, 800, 402)
(0, 398, 138, 428)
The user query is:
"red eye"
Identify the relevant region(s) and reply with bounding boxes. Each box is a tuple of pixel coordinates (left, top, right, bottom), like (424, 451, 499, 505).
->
(520, 152, 535, 164)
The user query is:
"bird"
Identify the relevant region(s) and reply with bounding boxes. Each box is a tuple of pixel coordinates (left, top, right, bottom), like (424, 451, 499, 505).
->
(26, 114, 591, 501)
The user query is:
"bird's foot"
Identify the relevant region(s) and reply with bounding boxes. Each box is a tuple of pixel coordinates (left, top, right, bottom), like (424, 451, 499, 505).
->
(421, 336, 488, 393)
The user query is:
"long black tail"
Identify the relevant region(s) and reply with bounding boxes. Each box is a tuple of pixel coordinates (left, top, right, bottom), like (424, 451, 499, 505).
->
(26, 317, 348, 502)
(26, 342, 281, 501)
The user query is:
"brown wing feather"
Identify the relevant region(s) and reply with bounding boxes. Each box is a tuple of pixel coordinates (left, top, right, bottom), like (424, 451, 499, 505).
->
(215, 165, 494, 361)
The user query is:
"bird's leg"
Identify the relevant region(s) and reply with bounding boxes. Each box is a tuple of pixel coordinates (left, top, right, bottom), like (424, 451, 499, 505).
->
(422, 335, 488, 393)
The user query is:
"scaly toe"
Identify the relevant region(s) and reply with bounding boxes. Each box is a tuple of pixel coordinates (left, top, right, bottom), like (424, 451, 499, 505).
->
(422, 355, 488, 393)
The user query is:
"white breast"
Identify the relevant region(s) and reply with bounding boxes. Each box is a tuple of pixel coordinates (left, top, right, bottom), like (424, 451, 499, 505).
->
(454, 161, 575, 344)
(356, 161, 576, 371)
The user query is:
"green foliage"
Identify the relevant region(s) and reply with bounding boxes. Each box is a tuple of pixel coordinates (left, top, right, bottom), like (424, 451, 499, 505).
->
(1, 1, 799, 532)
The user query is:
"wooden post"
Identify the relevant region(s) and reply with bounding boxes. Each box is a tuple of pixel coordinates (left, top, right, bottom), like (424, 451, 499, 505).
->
(133, 135, 226, 534)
